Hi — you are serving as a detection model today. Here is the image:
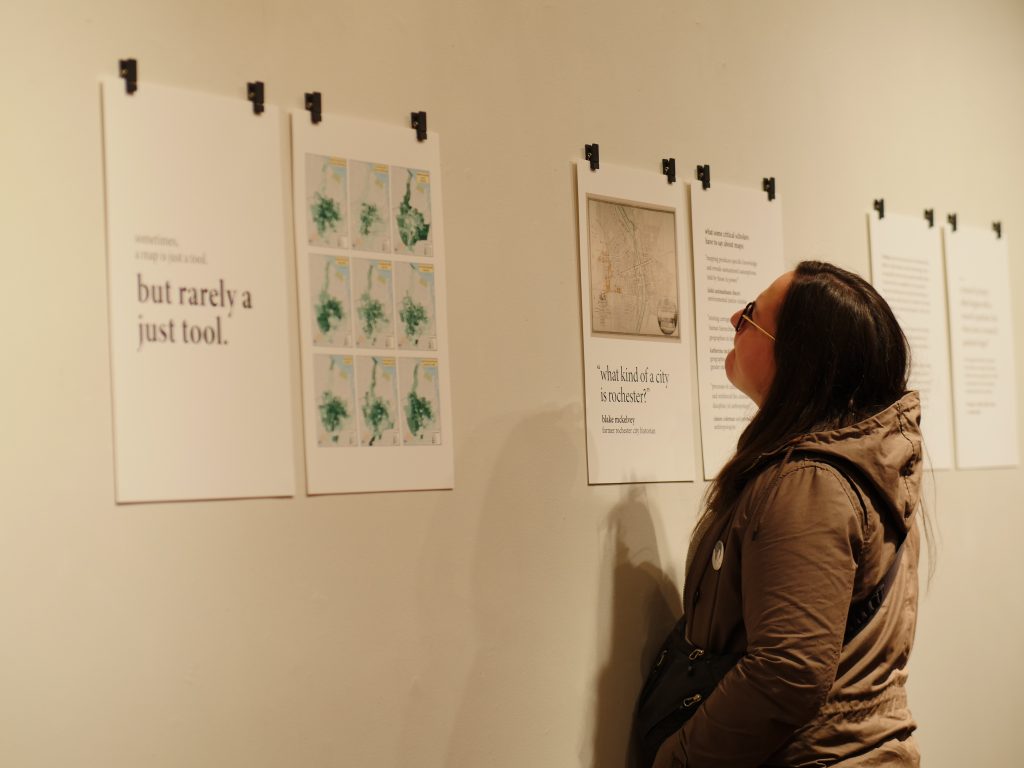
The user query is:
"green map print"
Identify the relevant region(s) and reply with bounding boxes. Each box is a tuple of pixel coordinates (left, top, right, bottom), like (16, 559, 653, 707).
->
(306, 154, 348, 249)
(349, 160, 391, 253)
(311, 254, 352, 346)
(395, 262, 437, 349)
(358, 356, 398, 447)
(399, 357, 440, 445)
(354, 258, 395, 348)
(391, 166, 432, 257)
(314, 354, 357, 447)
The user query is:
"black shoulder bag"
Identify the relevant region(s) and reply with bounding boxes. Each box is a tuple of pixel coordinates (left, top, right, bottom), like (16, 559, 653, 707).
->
(634, 618, 741, 766)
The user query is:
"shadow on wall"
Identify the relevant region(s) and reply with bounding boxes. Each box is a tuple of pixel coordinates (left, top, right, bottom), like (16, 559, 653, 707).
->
(592, 486, 682, 768)
(431, 405, 683, 767)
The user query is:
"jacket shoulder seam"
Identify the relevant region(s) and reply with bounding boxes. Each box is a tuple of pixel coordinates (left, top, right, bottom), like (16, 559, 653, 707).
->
(774, 462, 866, 534)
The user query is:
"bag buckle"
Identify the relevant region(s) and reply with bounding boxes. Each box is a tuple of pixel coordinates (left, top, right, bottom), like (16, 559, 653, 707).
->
(682, 694, 703, 707)
(688, 648, 704, 661)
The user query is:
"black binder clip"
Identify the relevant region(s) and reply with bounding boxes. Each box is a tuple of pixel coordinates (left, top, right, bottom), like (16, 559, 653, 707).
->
(247, 82, 265, 115)
(763, 177, 776, 202)
(585, 143, 600, 171)
(994, 221, 1003, 239)
(119, 58, 137, 95)
(873, 199, 885, 219)
(925, 209, 935, 228)
(305, 92, 322, 124)
(947, 213, 958, 232)
(411, 111, 427, 142)
(696, 164, 711, 190)
(662, 158, 676, 184)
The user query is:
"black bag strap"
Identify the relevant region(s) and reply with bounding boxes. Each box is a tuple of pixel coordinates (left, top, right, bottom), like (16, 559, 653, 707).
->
(843, 535, 906, 644)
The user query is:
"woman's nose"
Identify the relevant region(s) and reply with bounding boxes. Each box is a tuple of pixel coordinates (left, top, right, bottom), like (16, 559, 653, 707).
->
(729, 307, 743, 331)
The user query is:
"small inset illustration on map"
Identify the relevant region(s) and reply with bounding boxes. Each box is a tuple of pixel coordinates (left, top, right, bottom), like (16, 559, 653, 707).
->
(395, 262, 437, 350)
(349, 160, 391, 253)
(314, 354, 358, 447)
(391, 167, 432, 257)
(351, 257, 395, 349)
(587, 197, 680, 338)
(310, 254, 353, 347)
(356, 355, 399, 447)
(305, 154, 348, 249)
(398, 357, 441, 446)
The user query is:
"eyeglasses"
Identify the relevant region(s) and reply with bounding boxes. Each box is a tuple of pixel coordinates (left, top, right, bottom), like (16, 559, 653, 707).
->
(733, 301, 776, 341)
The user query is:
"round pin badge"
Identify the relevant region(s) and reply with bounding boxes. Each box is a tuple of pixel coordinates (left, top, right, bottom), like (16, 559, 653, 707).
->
(712, 540, 724, 571)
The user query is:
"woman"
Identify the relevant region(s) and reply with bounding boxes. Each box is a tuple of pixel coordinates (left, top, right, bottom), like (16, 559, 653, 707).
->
(653, 261, 923, 767)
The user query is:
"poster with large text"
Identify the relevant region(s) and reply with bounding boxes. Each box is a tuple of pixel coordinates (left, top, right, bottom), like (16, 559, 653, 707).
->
(944, 225, 1019, 469)
(101, 80, 295, 502)
(292, 113, 453, 493)
(868, 212, 955, 470)
(575, 162, 696, 484)
(689, 182, 784, 479)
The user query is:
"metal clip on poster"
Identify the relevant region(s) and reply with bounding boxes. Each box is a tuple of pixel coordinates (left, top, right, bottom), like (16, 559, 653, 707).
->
(873, 199, 885, 219)
(763, 177, 776, 202)
(411, 111, 428, 142)
(947, 213, 958, 232)
(993, 222, 1003, 239)
(925, 209, 935, 228)
(247, 82, 265, 116)
(305, 92, 322, 124)
(696, 164, 710, 190)
(662, 158, 676, 184)
(119, 58, 138, 95)
(585, 144, 600, 171)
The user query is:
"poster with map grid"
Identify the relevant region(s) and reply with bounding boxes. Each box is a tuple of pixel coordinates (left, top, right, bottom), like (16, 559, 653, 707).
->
(292, 113, 453, 494)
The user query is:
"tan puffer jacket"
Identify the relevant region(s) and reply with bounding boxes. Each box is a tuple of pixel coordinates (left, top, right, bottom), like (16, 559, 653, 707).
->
(664, 392, 923, 767)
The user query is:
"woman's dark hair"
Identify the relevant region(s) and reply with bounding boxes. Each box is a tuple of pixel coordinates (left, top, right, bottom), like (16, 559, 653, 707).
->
(705, 260, 910, 520)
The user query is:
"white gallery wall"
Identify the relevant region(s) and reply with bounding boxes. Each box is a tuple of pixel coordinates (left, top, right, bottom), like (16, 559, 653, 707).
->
(2, 1, 1023, 766)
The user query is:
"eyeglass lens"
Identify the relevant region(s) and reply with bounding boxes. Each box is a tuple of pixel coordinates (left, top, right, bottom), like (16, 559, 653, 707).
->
(734, 301, 755, 332)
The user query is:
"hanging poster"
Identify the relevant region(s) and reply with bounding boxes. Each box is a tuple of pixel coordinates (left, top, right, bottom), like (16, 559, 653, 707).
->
(689, 181, 785, 479)
(575, 161, 697, 484)
(292, 113, 453, 494)
(101, 79, 295, 502)
(944, 224, 1019, 469)
(868, 212, 955, 470)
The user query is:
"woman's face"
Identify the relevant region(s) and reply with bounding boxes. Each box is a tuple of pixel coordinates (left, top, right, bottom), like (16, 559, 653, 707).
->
(725, 271, 794, 406)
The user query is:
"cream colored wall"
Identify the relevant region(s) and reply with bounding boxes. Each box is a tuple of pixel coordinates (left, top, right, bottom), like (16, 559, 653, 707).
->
(2, 1, 1022, 766)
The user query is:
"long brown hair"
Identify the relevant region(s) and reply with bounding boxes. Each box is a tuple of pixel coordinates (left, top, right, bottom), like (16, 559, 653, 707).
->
(704, 261, 910, 521)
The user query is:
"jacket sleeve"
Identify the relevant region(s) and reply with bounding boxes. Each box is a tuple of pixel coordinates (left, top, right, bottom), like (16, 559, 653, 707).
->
(671, 465, 864, 767)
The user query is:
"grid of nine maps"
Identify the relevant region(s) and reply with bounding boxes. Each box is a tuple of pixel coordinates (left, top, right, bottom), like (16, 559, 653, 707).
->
(304, 154, 442, 450)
